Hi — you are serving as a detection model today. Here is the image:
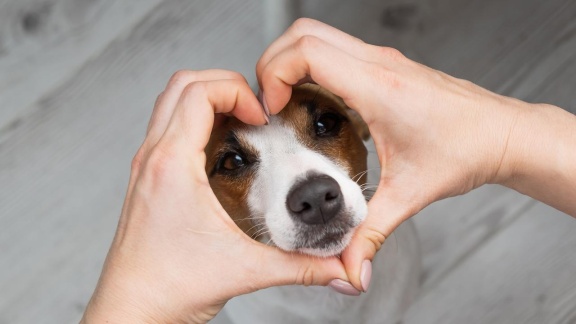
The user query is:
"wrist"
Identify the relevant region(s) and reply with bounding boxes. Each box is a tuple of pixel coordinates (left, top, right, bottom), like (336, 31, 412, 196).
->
(81, 287, 160, 324)
(81, 271, 178, 324)
(81, 270, 218, 324)
(488, 98, 534, 186)
(493, 102, 576, 214)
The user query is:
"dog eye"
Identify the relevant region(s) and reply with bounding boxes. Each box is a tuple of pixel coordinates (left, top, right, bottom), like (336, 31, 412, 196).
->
(315, 113, 341, 137)
(219, 152, 246, 171)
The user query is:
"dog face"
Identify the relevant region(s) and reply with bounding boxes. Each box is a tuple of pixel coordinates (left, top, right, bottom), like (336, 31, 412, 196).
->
(205, 84, 369, 257)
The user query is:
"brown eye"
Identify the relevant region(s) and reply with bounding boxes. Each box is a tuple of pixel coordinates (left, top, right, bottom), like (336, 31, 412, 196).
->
(219, 152, 246, 171)
(315, 113, 341, 137)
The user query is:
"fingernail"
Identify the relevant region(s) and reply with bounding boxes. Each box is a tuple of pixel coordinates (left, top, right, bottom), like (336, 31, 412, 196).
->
(360, 260, 372, 292)
(328, 279, 361, 296)
(257, 89, 271, 117)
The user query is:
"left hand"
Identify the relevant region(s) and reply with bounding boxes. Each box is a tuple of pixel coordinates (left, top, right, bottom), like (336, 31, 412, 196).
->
(255, 18, 522, 292)
(81, 70, 349, 323)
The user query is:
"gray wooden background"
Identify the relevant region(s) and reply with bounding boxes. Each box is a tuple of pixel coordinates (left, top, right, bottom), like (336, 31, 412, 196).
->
(1, 0, 575, 323)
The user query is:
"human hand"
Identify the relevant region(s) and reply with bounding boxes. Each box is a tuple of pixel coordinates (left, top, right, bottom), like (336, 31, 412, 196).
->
(256, 18, 524, 291)
(81, 70, 349, 323)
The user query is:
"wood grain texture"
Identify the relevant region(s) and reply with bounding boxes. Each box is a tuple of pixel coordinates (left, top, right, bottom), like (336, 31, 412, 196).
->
(346, 0, 576, 320)
(0, 0, 162, 134)
(0, 0, 575, 323)
(0, 1, 264, 323)
(404, 202, 576, 324)
(413, 188, 535, 291)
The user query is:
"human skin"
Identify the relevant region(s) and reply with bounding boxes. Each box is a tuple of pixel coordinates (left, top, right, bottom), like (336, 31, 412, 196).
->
(80, 70, 350, 323)
(82, 19, 576, 323)
(256, 18, 576, 292)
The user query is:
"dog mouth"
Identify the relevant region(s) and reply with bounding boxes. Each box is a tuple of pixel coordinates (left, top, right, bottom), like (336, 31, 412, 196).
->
(298, 230, 347, 250)
(291, 212, 359, 255)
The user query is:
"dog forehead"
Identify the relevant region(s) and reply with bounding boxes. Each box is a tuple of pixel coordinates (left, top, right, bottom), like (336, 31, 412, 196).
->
(208, 84, 352, 165)
(237, 117, 303, 156)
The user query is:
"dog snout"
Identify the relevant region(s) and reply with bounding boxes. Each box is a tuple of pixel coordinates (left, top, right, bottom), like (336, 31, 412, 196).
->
(286, 175, 343, 225)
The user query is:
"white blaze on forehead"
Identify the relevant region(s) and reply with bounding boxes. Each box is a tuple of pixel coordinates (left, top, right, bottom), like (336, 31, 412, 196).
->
(239, 117, 367, 253)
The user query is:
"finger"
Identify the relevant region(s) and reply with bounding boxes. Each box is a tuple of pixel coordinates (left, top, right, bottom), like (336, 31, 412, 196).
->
(259, 35, 375, 115)
(340, 188, 412, 291)
(256, 18, 371, 88)
(158, 79, 264, 159)
(146, 91, 165, 135)
(248, 242, 349, 291)
(146, 69, 249, 146)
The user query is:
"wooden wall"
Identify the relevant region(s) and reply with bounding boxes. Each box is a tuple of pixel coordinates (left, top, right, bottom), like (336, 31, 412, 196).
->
(0, 0, 574, 323)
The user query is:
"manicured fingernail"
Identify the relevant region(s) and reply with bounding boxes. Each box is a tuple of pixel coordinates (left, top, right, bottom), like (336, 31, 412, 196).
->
(360, 260, 372, 292)
(328, 279, 361, 296)
(257, 89, 271, 117)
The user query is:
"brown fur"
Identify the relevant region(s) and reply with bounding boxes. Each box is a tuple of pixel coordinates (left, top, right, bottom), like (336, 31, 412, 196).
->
(205, 84, 370, 238)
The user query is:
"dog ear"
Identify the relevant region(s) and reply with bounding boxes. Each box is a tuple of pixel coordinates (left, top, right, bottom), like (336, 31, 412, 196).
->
(346, 109, 370, 140)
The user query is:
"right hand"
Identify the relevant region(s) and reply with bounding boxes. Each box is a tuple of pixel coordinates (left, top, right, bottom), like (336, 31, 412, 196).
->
(256, 18, 523, 291)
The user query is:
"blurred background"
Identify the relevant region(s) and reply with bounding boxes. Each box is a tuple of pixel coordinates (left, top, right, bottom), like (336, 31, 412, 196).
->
(1, 0, 575, 323)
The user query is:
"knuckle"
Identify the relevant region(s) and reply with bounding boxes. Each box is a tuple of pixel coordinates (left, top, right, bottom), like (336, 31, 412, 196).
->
(379, 46, 405, 62)
(131, 147, 146, 174)
(290, 17, 318, 34)
(227, 70, 246, 82)
(295, 35, 320, 54)
(154, 91, 163, 104)
(181, 81, 207, 99)
(364, 225, 387, 253)
(255, 58, 267, 76)
(296, 263, 315, 286)
(168, 69, 195, 87)
(144, 144, 177, 181)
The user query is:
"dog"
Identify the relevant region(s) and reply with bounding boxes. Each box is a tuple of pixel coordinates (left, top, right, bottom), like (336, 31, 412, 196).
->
(206, 84, 420, 323)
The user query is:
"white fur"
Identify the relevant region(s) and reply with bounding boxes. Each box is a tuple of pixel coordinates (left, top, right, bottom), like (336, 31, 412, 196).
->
(212, 124, 421, 324)
(239, 117, 368, 256)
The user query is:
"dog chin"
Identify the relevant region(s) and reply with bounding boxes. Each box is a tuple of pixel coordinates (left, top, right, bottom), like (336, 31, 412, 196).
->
(297, 231, 355, 257)
(265, 204, 367, 257)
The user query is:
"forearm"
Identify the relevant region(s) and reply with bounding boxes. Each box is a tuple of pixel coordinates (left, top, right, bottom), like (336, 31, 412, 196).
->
(498, 102, 576, 216)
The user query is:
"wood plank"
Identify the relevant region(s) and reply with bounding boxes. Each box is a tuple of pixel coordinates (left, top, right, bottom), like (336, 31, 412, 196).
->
(517, 39, 576, 114)
(0, 1, 265, 323)
(366, 149, 536, 292)
(402, 0, 576, 316)
(0, 0, 162, 133)
(404, 202, 576, 324)
(342, 0, 570, 291)
(408, 0, 574, 84)
(412, 188, 535, 291)
(1, 0, 574, 323)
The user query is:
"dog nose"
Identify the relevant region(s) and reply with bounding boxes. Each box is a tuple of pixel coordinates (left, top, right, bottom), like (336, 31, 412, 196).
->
(286, 175, 343, 225)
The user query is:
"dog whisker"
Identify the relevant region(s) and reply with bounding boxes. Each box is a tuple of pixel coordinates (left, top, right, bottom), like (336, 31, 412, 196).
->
(233, 216, 266, 222)
(252, 226, 271, 238)
(251, 230, 269, 241)
(249, 224, 267, 234)
(359, 181, 379, 187)
(352, 168, 380, 183)
(264, 237, 274, 245)
(246, 223, 267, 235)
(352, 170, 369, 182)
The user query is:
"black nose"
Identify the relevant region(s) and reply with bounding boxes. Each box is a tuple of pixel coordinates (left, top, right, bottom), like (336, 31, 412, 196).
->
(286, 175, 343, 225)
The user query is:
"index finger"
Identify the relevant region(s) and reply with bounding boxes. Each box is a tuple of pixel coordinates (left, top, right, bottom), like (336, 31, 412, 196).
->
(256, 18, 369, 89)
(158, 79, 265, 159)
(258, 35, 373, 115)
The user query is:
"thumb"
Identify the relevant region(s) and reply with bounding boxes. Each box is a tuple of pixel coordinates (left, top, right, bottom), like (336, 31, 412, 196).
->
(249, 243, 349, 291)
(340, 189, 410, 292)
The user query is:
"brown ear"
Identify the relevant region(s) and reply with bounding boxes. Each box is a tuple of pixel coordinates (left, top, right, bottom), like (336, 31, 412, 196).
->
(346, 109, 370, 141)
